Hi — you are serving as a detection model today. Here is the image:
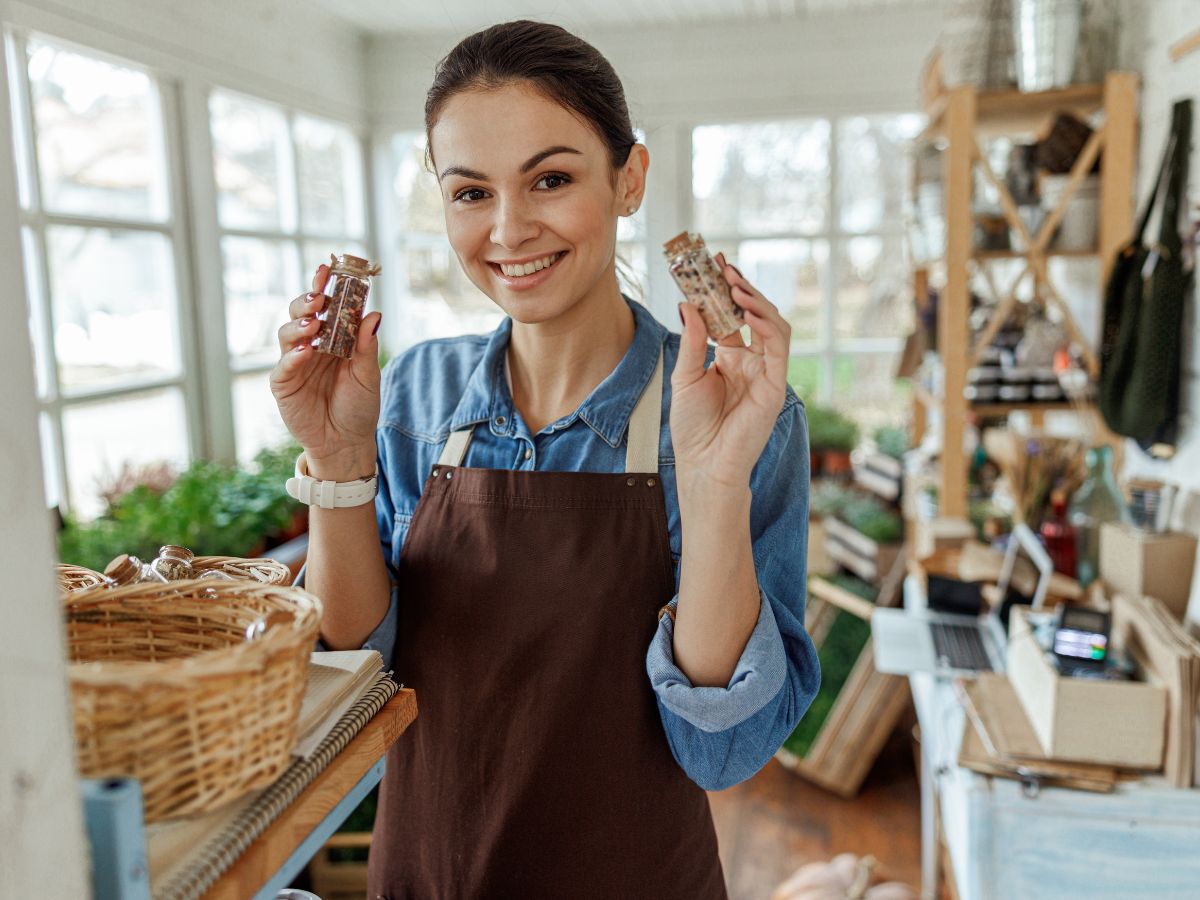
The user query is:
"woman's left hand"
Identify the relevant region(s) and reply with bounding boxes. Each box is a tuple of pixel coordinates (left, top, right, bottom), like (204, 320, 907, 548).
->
(670, 253, 792, 491)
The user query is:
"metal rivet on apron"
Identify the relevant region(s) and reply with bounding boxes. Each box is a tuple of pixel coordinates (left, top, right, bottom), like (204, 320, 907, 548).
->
(432, 468, 440, 478)
(647, 478, 656, 487)
(626, 477, 636, 487)
(446, 471, 453, 480)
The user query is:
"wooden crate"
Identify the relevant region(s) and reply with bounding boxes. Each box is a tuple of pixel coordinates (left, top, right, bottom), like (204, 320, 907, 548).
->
(824, 517, 903, 584)
(776, 554, 913, 798)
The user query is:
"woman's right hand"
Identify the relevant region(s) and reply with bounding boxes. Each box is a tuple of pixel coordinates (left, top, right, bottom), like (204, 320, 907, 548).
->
(270, 263, 384, 481)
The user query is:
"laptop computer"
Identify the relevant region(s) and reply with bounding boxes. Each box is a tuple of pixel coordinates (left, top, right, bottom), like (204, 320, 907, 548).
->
(871, 524, 1053, 678)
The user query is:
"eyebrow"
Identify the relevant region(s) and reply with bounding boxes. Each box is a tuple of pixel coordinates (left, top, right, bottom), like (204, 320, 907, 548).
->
(438, 145, 583, 181)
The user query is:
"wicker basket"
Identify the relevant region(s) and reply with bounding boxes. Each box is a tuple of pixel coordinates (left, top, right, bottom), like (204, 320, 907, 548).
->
(57, 563, 108, 593)
(193, 555, 293, 585)
(65, 579, 322, 822)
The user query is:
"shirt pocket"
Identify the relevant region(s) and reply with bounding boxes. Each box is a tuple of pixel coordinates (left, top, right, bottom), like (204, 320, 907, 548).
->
(391, 511, 413, 570)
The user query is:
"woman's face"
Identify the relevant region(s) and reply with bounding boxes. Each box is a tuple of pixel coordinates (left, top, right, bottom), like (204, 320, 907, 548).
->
(430, 82, 645, 325)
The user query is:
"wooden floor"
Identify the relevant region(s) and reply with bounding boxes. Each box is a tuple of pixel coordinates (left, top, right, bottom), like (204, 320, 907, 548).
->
(708, 719, 922, 899)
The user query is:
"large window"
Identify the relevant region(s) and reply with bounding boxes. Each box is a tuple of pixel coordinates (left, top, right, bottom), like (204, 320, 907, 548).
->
(210, 89, 369, 464)
(10, 32, 192, 517)
(7, 30, 371, 516)
(693, 114, 923, 430)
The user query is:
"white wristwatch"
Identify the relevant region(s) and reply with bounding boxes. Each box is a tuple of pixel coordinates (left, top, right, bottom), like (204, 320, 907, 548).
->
(285, 452, 378, 509)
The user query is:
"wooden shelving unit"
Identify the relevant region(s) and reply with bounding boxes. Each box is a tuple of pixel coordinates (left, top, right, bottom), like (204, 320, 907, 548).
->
(915, 72, 1139, 519)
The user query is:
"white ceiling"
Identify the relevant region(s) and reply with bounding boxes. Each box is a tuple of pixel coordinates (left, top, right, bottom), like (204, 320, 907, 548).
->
(311, 0, 947, 36)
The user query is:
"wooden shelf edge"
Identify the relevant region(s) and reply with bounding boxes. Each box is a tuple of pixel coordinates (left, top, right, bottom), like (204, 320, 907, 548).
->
(921, 78, 1122, 141)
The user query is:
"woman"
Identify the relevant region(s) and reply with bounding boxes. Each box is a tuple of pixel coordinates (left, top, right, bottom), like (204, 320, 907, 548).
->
(272, 20, 819, 899)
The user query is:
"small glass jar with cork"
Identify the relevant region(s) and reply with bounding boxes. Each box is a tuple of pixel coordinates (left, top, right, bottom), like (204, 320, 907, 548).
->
(663, 231, 744, 341)
(313, 253, 381, 359)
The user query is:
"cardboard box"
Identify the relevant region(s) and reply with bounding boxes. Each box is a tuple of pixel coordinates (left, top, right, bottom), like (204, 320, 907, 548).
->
(1100, 523, 1197, 621)
(1007, 608, 1167, 769)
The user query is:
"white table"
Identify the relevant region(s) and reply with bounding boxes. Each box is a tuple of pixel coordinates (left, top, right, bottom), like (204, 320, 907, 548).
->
(904, 577, 1200, 900)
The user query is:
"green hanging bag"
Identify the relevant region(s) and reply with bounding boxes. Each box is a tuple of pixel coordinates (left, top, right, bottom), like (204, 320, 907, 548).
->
(1098, 99, 1193, 457)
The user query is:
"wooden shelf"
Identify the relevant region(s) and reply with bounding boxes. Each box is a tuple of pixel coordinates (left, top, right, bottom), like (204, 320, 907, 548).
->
(970, 401, 1089, 416)
(922, 82, 1107, 141)
(972, 247, 1098, 260)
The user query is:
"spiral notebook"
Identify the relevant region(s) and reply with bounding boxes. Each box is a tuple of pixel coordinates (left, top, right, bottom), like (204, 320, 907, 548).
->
(148, 671, 399, 900)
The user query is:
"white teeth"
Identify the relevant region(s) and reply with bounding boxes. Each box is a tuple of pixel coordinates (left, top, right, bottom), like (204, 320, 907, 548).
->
(500, 252, 561, 277)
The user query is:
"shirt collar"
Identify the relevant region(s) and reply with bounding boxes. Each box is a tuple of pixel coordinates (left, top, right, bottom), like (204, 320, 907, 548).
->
(446, 295, 667, 448)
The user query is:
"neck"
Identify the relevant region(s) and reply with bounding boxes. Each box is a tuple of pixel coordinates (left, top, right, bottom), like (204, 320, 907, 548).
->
(506, 274, 635, 434)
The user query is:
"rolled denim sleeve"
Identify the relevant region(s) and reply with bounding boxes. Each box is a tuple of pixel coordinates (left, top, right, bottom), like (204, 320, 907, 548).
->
(646, 394, 821, 791)
(300, 423, 401, 671)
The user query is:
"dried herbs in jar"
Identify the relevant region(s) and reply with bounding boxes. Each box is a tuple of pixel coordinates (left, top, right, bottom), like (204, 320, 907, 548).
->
(663, 231, 744, 341)
(313, 253, 381, 359)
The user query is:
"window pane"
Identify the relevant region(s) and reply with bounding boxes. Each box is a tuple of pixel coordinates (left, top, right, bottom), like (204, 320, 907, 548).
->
(233, 371, 289, 466)
(390, 132, 443, 236)
(27, 38, 169, 221)
(398, 237, 501, 347)
(222, 236, 300, 368)
(693, 119, 830, 236)
(834, 235, 913, 340)
(62, 388, 189, 519)
(832, 353, 910, 431)
(295, 115, 365, 238)
(788, 355, 823, 405)
(40, 412, 62, 509)
(301, 239, 370, 296)
(838, 114, 924, 233)
(711, 239, 828, 344)
(210, 90, 293, 231)
(46, 225, 181, 392)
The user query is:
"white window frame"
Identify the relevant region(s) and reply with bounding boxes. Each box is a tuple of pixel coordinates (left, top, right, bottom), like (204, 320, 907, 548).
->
(6, 27, 205, 513)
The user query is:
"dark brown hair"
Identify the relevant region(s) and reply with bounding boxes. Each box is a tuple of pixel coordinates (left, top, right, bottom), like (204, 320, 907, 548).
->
(425, 20, 637, 171)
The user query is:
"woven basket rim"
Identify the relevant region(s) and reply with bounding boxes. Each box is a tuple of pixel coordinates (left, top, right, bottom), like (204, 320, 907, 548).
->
(65, 581, 322, 686)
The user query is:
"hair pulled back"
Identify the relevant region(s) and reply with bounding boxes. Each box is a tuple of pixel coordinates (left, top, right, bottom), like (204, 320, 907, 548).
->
(425, 20, 637, 171)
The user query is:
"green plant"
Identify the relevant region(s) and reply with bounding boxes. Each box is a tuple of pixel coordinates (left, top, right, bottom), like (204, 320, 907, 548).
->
(783, 581, 876, 758)
(873, 426, 908, 460)
(59, 440, 304, 572)
(839, 495, 904, 545)
(809, 480, 855, 520)
(806, 405, 860, 453)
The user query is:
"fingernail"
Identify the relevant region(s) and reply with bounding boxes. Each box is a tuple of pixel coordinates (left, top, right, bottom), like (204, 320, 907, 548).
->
(299, 317, 311, 327)
(372, 317, 382, 336)
(308, 293, 321, 303)
(731, 264, 744, 279)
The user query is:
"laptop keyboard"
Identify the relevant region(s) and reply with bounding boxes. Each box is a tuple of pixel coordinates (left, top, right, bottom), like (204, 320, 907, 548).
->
(930, 622, 993, 672)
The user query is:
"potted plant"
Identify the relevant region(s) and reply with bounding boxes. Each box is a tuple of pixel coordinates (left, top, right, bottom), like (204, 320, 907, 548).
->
(807, 406, 860, 479)
(824, 493, 904, 583)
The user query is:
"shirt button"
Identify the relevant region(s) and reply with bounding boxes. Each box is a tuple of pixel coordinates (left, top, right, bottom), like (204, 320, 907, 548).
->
(495, 415, 506, 426)
(524, 447, 532, 460)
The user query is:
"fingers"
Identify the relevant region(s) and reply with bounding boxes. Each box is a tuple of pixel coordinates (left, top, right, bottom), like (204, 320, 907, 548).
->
(672, 302, 709, 388)
(743, 306, 789, 385)
(270, 338, 321, 397)
(287, 291, 327, 321)
(311, 262, 330, 294)
(278, 311, 321, 355)
(348, 312, 383, 387)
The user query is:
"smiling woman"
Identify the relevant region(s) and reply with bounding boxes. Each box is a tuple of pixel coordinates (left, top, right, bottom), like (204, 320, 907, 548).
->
(271, 19, 817, 900)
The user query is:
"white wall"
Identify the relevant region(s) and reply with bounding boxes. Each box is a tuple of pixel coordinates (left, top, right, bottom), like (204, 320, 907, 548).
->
(0, 30, 90, 900)
(0, 0, 369, 121)
(366, 8, 942, 128)
(1120, 0, 1200, 623)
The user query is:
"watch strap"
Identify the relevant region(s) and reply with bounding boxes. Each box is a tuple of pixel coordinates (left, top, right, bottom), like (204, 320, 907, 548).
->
(285, 452, 378, 509)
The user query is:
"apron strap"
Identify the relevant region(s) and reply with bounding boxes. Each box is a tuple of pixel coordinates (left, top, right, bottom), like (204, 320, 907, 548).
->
(435, 342, 664, 473)
(624, 343, 663, 474)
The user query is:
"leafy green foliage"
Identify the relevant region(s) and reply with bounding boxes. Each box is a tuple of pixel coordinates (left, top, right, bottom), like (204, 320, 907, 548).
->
(873, 425, 908, 460)
(839, 494, 904, 545)
(58, 441, 304, 571)
(784, 578, 877, 758)
(806, 405, 860, 452)
(809, 479, 855, 520)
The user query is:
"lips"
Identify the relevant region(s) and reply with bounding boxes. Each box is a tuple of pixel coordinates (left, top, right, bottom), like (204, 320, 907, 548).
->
(488, 251, 568, 288)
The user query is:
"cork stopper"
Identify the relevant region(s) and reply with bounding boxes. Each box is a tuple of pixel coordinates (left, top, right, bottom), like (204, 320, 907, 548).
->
(663, 231, 705, 259)
(104, 554, 143, 586)
(329, 253, 381, 278)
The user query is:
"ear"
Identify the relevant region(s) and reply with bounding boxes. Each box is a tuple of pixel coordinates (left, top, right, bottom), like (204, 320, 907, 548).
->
(616, 143, 650, 215)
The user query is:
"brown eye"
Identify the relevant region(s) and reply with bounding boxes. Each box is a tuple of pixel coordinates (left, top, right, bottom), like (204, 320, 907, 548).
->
(535, 173, 570, 190)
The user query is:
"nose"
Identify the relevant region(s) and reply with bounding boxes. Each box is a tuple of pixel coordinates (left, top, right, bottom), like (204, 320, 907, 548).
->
(489, 194, 540, 251)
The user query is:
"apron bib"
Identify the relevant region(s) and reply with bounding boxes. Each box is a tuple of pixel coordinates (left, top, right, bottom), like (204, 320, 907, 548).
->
(367, 343, 727, 899)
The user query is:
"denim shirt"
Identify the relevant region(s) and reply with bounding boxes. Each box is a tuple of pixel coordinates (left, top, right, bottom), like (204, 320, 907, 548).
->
(315, 296, 819, 791)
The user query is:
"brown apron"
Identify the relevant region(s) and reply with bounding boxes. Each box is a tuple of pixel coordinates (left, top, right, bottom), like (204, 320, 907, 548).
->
(367, 344, 728, 899)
